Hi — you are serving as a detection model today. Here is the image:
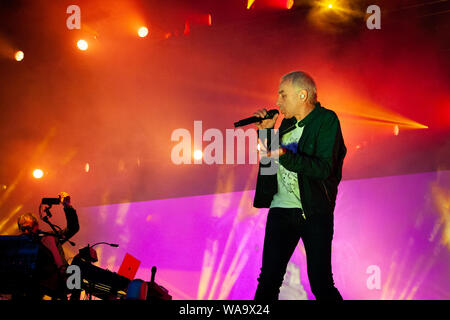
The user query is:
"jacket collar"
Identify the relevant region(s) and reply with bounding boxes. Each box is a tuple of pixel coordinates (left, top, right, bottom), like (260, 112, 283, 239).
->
(297, 101, 322, 127)
(279, 101, 322, 134)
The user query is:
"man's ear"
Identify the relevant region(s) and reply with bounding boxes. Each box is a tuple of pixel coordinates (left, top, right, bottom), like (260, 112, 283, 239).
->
(299, 89, 308, 101)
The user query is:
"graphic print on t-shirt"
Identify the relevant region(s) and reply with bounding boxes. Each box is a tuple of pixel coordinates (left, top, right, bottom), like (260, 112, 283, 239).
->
(270, 123, 304, 209)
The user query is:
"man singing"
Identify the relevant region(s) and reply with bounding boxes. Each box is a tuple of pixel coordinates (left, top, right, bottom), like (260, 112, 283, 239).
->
(253, 71, 346, 301)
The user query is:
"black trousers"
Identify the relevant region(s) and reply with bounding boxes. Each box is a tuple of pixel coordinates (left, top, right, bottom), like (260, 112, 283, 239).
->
(254, 207, 342, 301)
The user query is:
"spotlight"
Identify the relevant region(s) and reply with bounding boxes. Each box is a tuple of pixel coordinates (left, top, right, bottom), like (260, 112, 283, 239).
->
(15, 51, 24, 61)
(328, 4, 333, 9)
(287, 0, 294, 10)
(138, 26, 149, 38)
(193, 150, 203, 160)
(394, 125, 399, 136)
(77, 39, 88, 51)
(32, 169, 44, 179)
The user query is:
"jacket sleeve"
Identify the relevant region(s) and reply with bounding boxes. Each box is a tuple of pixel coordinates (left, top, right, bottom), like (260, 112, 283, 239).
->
(278, 111, 340, 180)
(60, 205, 80, 243)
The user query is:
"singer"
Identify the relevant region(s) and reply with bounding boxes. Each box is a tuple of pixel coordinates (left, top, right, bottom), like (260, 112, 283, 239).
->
(253, 71, 346, 301)
(16, 192, 79, 299)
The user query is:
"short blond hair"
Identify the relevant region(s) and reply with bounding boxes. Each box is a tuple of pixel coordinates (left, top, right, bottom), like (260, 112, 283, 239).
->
(17, 213, 38, 232)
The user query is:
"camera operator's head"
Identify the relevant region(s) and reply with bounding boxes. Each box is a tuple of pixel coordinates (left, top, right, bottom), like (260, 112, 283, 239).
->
(17, 212, 39, 234)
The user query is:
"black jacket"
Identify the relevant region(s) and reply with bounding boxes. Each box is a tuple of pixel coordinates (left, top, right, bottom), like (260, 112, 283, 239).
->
(253, 102, 346, 218)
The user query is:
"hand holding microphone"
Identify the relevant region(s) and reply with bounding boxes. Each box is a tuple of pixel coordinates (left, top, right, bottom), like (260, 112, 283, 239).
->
(233, 108, 283, 157)
(233, 108, 279, 129)
(253, 108, 279, 130)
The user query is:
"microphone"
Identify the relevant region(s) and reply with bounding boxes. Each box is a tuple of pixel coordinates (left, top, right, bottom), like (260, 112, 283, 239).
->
(151, 266, 157, 283)
(234, 109, 279, 128)
(91, 242, 119, 248)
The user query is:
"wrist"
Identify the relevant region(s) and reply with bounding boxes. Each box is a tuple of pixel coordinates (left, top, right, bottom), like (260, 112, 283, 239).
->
(267, 147, 287, 158)
(279, 147, 287, 156)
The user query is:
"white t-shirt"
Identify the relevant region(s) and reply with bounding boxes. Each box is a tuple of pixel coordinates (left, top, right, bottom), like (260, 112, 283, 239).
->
(270, 123, 304, 209)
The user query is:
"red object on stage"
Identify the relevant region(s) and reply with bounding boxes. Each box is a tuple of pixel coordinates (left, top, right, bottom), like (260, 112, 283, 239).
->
(117, 253, 140, 280)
